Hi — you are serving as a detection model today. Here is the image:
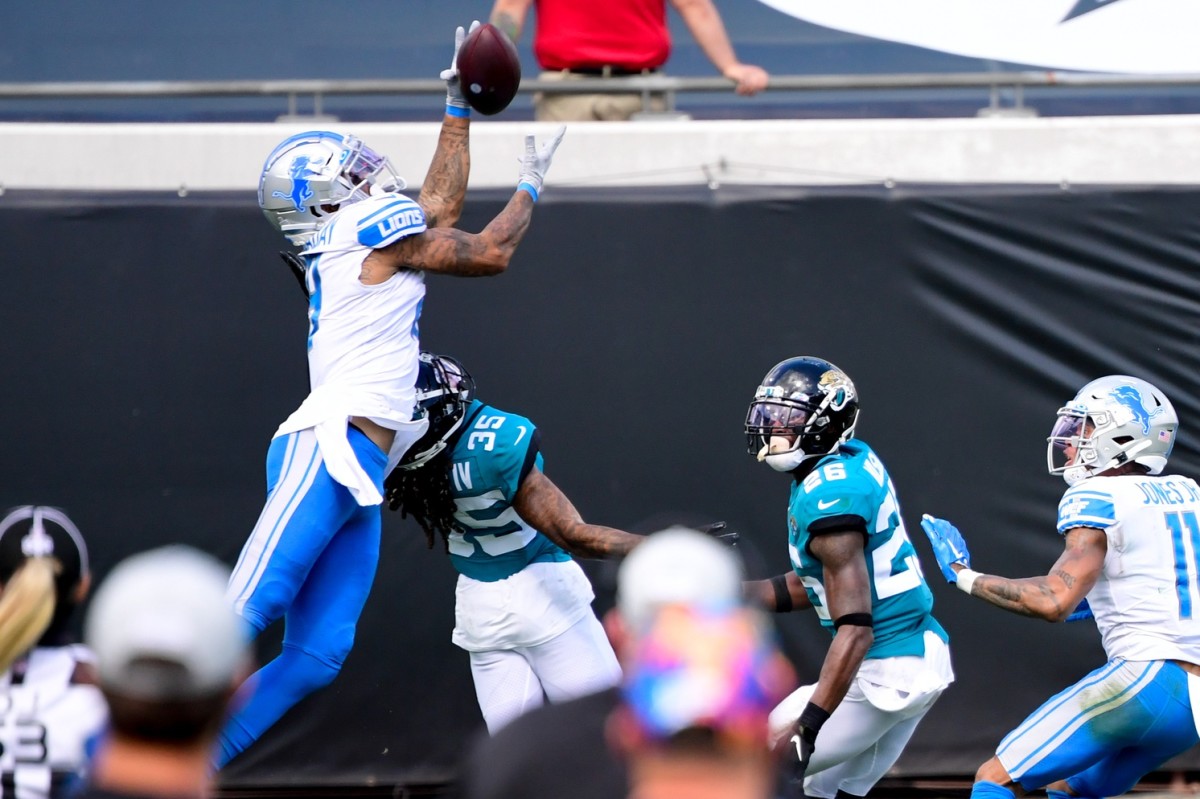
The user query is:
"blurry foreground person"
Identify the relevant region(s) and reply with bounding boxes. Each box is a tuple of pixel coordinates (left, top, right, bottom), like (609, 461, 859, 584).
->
(0, 506, 107, 799)
(610, 603, 796, 799)
(79, 546, 250, 799)
(461, 527, 766, 799)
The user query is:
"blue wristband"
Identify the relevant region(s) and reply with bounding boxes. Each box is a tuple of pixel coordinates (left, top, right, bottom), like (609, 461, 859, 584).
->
(445, 103, 470, 118)
(517, 182, 539, 202)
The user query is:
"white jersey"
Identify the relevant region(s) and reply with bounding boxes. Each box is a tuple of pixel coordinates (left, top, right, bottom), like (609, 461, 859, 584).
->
(1057, 473, 1200, 664)
(0, 645, 108, 799)
(275, 193, 430, 505)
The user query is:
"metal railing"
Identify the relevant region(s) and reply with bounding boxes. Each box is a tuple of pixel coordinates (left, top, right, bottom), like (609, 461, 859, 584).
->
(2, 71, 1199, 118)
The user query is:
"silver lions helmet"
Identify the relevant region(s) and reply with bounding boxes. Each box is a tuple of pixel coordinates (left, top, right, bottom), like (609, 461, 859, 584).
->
(1048, 375, 1178, 485)
(258, 130, 407, 247)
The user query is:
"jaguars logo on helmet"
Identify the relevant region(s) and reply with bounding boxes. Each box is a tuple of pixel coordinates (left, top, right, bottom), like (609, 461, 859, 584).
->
(745, 356, 860, 473)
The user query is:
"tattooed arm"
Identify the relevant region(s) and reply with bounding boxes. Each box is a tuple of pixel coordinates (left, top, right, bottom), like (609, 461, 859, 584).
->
(511, 467, 644, 558)
(366, 190, 535, 279)
(418, 115, 470, 229)
(490, 0, 532, 41)
(956, 527, 1106, 622)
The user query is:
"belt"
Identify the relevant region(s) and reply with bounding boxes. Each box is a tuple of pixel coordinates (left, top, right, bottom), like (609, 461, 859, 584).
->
(560, 66, 658, 77)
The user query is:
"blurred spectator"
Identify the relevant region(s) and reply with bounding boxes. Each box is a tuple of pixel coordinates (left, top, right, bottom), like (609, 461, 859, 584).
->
(0, 506, 107, 799)
(78, 546, 250, 799)
(610, 603, 795, 799)
(460, 526, 786, 799)
(490, 0, 770, 121)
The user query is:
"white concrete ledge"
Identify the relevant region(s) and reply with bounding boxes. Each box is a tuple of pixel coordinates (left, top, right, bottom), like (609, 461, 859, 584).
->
(3, 115, 1199, 191)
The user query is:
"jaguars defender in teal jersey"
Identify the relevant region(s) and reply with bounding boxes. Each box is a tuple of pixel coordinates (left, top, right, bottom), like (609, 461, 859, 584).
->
(743, 357, 954, 799)
(385, 354, 697, 733)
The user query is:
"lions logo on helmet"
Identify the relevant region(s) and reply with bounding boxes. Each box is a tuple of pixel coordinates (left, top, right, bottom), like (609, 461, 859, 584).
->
(258, 130, 408, 248)
(745, 357, 860, 473)
(1048, 375, 1178, 485)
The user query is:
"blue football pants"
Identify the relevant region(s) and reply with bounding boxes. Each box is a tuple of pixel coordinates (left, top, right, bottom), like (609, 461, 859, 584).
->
(997, 658, 1200, 797)
(217, 426, 385, 767)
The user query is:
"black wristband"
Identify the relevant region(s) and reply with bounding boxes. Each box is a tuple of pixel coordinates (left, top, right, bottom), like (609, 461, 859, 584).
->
(833, 612, 874, 629)
(771, 574, 793, 613)
(798, 702, 830, 743)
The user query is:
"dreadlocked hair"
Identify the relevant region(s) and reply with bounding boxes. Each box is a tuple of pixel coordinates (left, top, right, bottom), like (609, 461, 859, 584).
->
(386, 448, 465, 553)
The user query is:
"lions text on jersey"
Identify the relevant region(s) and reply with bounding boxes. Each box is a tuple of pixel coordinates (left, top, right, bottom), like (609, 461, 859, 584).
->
(787, 440, 947, 658)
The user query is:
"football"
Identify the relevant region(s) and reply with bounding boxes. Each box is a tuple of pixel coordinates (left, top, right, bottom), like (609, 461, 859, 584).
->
(456, 23, 522, 116)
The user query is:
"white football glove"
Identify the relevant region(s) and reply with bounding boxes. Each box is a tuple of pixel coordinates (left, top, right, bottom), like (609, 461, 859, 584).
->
(442, 20, 480, 112)
(517, 126, 566, 201)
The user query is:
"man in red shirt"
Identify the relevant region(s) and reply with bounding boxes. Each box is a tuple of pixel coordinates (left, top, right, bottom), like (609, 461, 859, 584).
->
(490, 0, 769, 121)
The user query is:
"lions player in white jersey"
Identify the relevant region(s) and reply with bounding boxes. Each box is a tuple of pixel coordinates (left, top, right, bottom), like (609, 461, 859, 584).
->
(218, 23, 567, 766)
(0, 506, 107, 799)
(384, 353, 740, 732)
(923, 375, 1200, 799)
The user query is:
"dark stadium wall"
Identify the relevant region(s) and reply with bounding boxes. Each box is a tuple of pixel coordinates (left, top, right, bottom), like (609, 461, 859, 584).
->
(3, 185, 1199, 785)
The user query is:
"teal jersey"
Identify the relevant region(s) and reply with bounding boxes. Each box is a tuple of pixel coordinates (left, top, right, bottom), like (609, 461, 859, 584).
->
(445, 400, 570, 582)
(787, 440, 947, 659)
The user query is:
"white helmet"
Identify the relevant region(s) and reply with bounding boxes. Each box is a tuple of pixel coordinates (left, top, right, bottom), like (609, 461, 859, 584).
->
(258, 131, 407, 247)
(1048, 375, 1178, 485)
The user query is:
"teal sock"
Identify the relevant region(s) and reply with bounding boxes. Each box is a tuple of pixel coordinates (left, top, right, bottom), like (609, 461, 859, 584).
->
(971, 782, 1016, 799)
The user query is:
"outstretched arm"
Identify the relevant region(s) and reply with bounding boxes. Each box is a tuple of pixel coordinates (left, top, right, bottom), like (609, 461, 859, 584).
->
(670, 0, 769, 95)
(374, 127, 566, 278)
(512, 467, 644, 558)
(419, 22, 477, 228)
(490, 0, 533, 42)
(744, 571, 813, 613)
(419, 115, 470, 229)
(378, 191, 534, 277)
(921, 516, 1106, 622)
(965, 528, 1105, 621)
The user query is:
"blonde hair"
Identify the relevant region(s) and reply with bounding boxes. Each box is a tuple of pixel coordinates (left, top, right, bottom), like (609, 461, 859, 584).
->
(0, 557, 58, 673)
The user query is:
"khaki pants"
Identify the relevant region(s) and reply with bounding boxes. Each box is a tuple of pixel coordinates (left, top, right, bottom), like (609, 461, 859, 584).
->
(534, 69, 667, 122)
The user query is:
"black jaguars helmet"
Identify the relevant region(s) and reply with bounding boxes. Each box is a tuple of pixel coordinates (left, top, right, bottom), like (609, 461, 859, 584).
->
(398, 353, 476, 471)
(745, 356, 859, 472)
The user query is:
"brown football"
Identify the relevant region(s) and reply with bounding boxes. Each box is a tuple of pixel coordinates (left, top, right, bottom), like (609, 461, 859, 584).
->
(457, 23, 522, 116)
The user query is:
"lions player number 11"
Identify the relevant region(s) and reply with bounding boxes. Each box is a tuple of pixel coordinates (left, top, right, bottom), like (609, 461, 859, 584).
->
(1166, 510, 1200, 619)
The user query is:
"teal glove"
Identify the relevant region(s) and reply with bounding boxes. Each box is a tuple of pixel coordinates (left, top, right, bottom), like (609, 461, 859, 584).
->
(919, 514, 972, 584)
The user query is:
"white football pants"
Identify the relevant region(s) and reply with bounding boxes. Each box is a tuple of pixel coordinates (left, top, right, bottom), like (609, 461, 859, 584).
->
(468, 612, 621, 733)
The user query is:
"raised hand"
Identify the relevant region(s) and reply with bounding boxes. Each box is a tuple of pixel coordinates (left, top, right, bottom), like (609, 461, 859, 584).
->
(442, 20, 481, 113)
(517, 126, 566, 201)
(919, 514, 972, 584)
